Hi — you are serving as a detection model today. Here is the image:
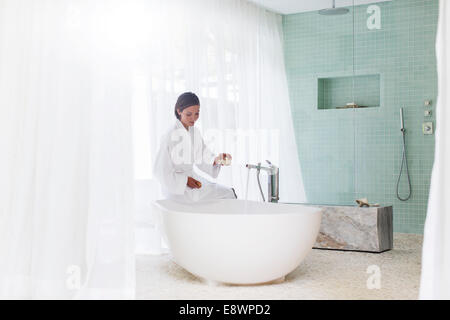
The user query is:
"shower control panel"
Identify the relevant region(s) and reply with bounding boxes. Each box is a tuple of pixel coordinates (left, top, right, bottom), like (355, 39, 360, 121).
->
(423, 122, 434, 135)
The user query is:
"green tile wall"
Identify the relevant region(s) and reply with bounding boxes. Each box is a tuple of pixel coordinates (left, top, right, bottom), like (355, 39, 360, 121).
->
(283, 0, 438, 234)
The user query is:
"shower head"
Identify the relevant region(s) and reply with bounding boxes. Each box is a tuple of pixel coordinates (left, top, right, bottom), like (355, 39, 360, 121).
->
(318, 7, 350, 15)
(318, 0, 349, 15)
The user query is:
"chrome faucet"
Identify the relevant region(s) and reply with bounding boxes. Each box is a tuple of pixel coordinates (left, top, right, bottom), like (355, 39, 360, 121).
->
(246, 160, 279, 203)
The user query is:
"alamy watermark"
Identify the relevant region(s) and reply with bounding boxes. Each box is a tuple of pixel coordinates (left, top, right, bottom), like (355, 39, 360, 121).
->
(367, 5, 381, 30)
(66, 265, 82, 290)
(366, 265, 381, 290)
(169, 128, 280, 166)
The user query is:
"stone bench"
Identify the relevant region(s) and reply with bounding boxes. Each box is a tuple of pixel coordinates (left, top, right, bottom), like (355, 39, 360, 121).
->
(311, 205, 393, 253)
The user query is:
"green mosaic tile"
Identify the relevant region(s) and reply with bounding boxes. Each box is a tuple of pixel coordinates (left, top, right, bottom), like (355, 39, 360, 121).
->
(283, 0, 438, 234)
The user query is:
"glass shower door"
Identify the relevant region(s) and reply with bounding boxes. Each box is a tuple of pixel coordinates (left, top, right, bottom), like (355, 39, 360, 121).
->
(283, 1, 356, 205)
(352, 0, 439, 233)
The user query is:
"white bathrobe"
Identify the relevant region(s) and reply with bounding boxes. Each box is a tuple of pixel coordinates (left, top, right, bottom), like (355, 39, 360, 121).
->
(153, 119, 236, 202)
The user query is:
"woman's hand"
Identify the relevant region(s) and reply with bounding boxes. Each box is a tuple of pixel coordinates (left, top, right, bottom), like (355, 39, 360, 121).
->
(187, 176, 202, 189)
(214, 153, 232, 166)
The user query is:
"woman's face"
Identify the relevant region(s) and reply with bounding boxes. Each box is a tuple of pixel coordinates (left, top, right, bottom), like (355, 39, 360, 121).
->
(178, 105, 200, 128)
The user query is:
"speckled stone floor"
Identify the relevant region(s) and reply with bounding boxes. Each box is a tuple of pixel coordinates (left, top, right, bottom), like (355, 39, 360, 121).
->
(136, 233, 422, 300)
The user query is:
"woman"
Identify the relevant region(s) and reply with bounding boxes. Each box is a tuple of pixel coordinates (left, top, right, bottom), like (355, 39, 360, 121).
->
(153, 92, 237, 202)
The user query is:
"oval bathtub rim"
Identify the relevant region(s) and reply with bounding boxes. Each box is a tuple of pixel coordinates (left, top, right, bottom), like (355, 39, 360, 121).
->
(153, 199, 324, 217)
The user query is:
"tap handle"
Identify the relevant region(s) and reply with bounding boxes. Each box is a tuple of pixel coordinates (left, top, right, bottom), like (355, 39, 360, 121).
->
(265, 160, 272, 166)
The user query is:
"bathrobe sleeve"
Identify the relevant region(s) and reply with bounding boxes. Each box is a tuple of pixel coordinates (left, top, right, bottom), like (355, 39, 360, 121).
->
(196, 135, 221, 179)
(153, 136, 188, 195)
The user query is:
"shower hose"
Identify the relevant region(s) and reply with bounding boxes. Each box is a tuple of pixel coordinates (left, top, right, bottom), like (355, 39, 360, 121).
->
(256, 167, 266, 202)
(396, 128, 412, 201)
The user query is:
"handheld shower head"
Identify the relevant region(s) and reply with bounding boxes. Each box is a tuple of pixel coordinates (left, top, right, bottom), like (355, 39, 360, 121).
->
(400, 108, 405, 131)
(396, 107, 411, 201)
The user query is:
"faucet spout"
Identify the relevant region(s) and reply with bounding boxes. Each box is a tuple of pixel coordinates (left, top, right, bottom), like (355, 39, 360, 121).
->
(246, 160, 279, 203)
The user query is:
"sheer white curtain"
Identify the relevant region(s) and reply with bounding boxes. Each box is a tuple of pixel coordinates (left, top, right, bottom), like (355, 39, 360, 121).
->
(131, 0, 307, 254)
(419, 0, 450, 300)
(0, 0, 307, 297)
(0, 0, 135, 299)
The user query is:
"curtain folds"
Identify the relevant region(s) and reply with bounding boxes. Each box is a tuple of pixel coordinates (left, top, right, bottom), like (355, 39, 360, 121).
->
(419, 0, 450, 300)
(0, 0, 307, 298)
(131, 0, 307, 254)
(0, 0, 135, 299)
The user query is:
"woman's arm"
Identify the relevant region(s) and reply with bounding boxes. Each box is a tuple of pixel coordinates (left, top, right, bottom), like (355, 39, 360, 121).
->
(196, 140, 222, 179)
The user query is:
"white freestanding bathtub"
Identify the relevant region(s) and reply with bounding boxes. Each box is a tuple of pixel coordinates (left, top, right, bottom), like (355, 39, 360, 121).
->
(153, 199, 322, 285)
